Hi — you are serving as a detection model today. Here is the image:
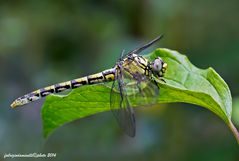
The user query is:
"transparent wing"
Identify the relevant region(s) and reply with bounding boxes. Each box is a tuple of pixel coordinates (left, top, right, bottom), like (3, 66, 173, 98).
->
(110, 68, 136, 137)
(124, 35, 163, 57)
(110, 58, 159, 137)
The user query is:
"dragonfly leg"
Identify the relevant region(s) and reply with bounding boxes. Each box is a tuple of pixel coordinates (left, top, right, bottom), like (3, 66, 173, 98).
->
(151, 78, 160, 89)
(151, 74, 166, 84)
(160, 78, 166, 83)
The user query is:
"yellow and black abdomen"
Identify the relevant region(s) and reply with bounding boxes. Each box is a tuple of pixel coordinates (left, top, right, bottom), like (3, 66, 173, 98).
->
(11, 68, 116, 108)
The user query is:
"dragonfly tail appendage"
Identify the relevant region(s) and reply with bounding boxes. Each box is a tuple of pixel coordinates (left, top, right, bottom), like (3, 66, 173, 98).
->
(11, 68, 116, 108)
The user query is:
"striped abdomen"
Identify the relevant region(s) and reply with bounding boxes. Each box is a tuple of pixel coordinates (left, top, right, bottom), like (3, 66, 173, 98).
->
(11, 68, 116, 108)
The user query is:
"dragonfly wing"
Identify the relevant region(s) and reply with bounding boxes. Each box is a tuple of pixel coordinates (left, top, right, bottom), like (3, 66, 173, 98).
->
(126, 78, 160, 107)
(110, 57, 159, 137)
(110, 69, 136, 137)
(128, 35, 163, 55)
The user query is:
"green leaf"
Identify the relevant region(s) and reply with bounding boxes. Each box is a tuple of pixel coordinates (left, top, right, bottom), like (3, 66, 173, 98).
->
(41, 48, 239, 143)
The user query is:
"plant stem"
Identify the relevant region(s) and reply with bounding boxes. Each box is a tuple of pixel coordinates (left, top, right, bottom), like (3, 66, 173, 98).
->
(228, 120, 239, 144)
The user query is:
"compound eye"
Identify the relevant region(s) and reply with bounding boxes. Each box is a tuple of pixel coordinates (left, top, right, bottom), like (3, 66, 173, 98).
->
(153, 58, 162, 72)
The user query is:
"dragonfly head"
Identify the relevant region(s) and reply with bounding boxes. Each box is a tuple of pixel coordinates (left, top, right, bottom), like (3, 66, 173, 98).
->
(150, 57, 167, 77)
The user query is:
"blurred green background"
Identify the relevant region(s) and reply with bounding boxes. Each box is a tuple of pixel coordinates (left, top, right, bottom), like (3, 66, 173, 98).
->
(0, 0, 239, 161)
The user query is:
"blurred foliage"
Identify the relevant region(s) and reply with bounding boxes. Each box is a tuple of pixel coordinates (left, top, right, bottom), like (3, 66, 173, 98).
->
(1, 0, 239, 161)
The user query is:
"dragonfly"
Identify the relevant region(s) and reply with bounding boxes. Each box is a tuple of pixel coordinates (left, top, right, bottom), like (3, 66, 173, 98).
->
(11, 35, 167, 137)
